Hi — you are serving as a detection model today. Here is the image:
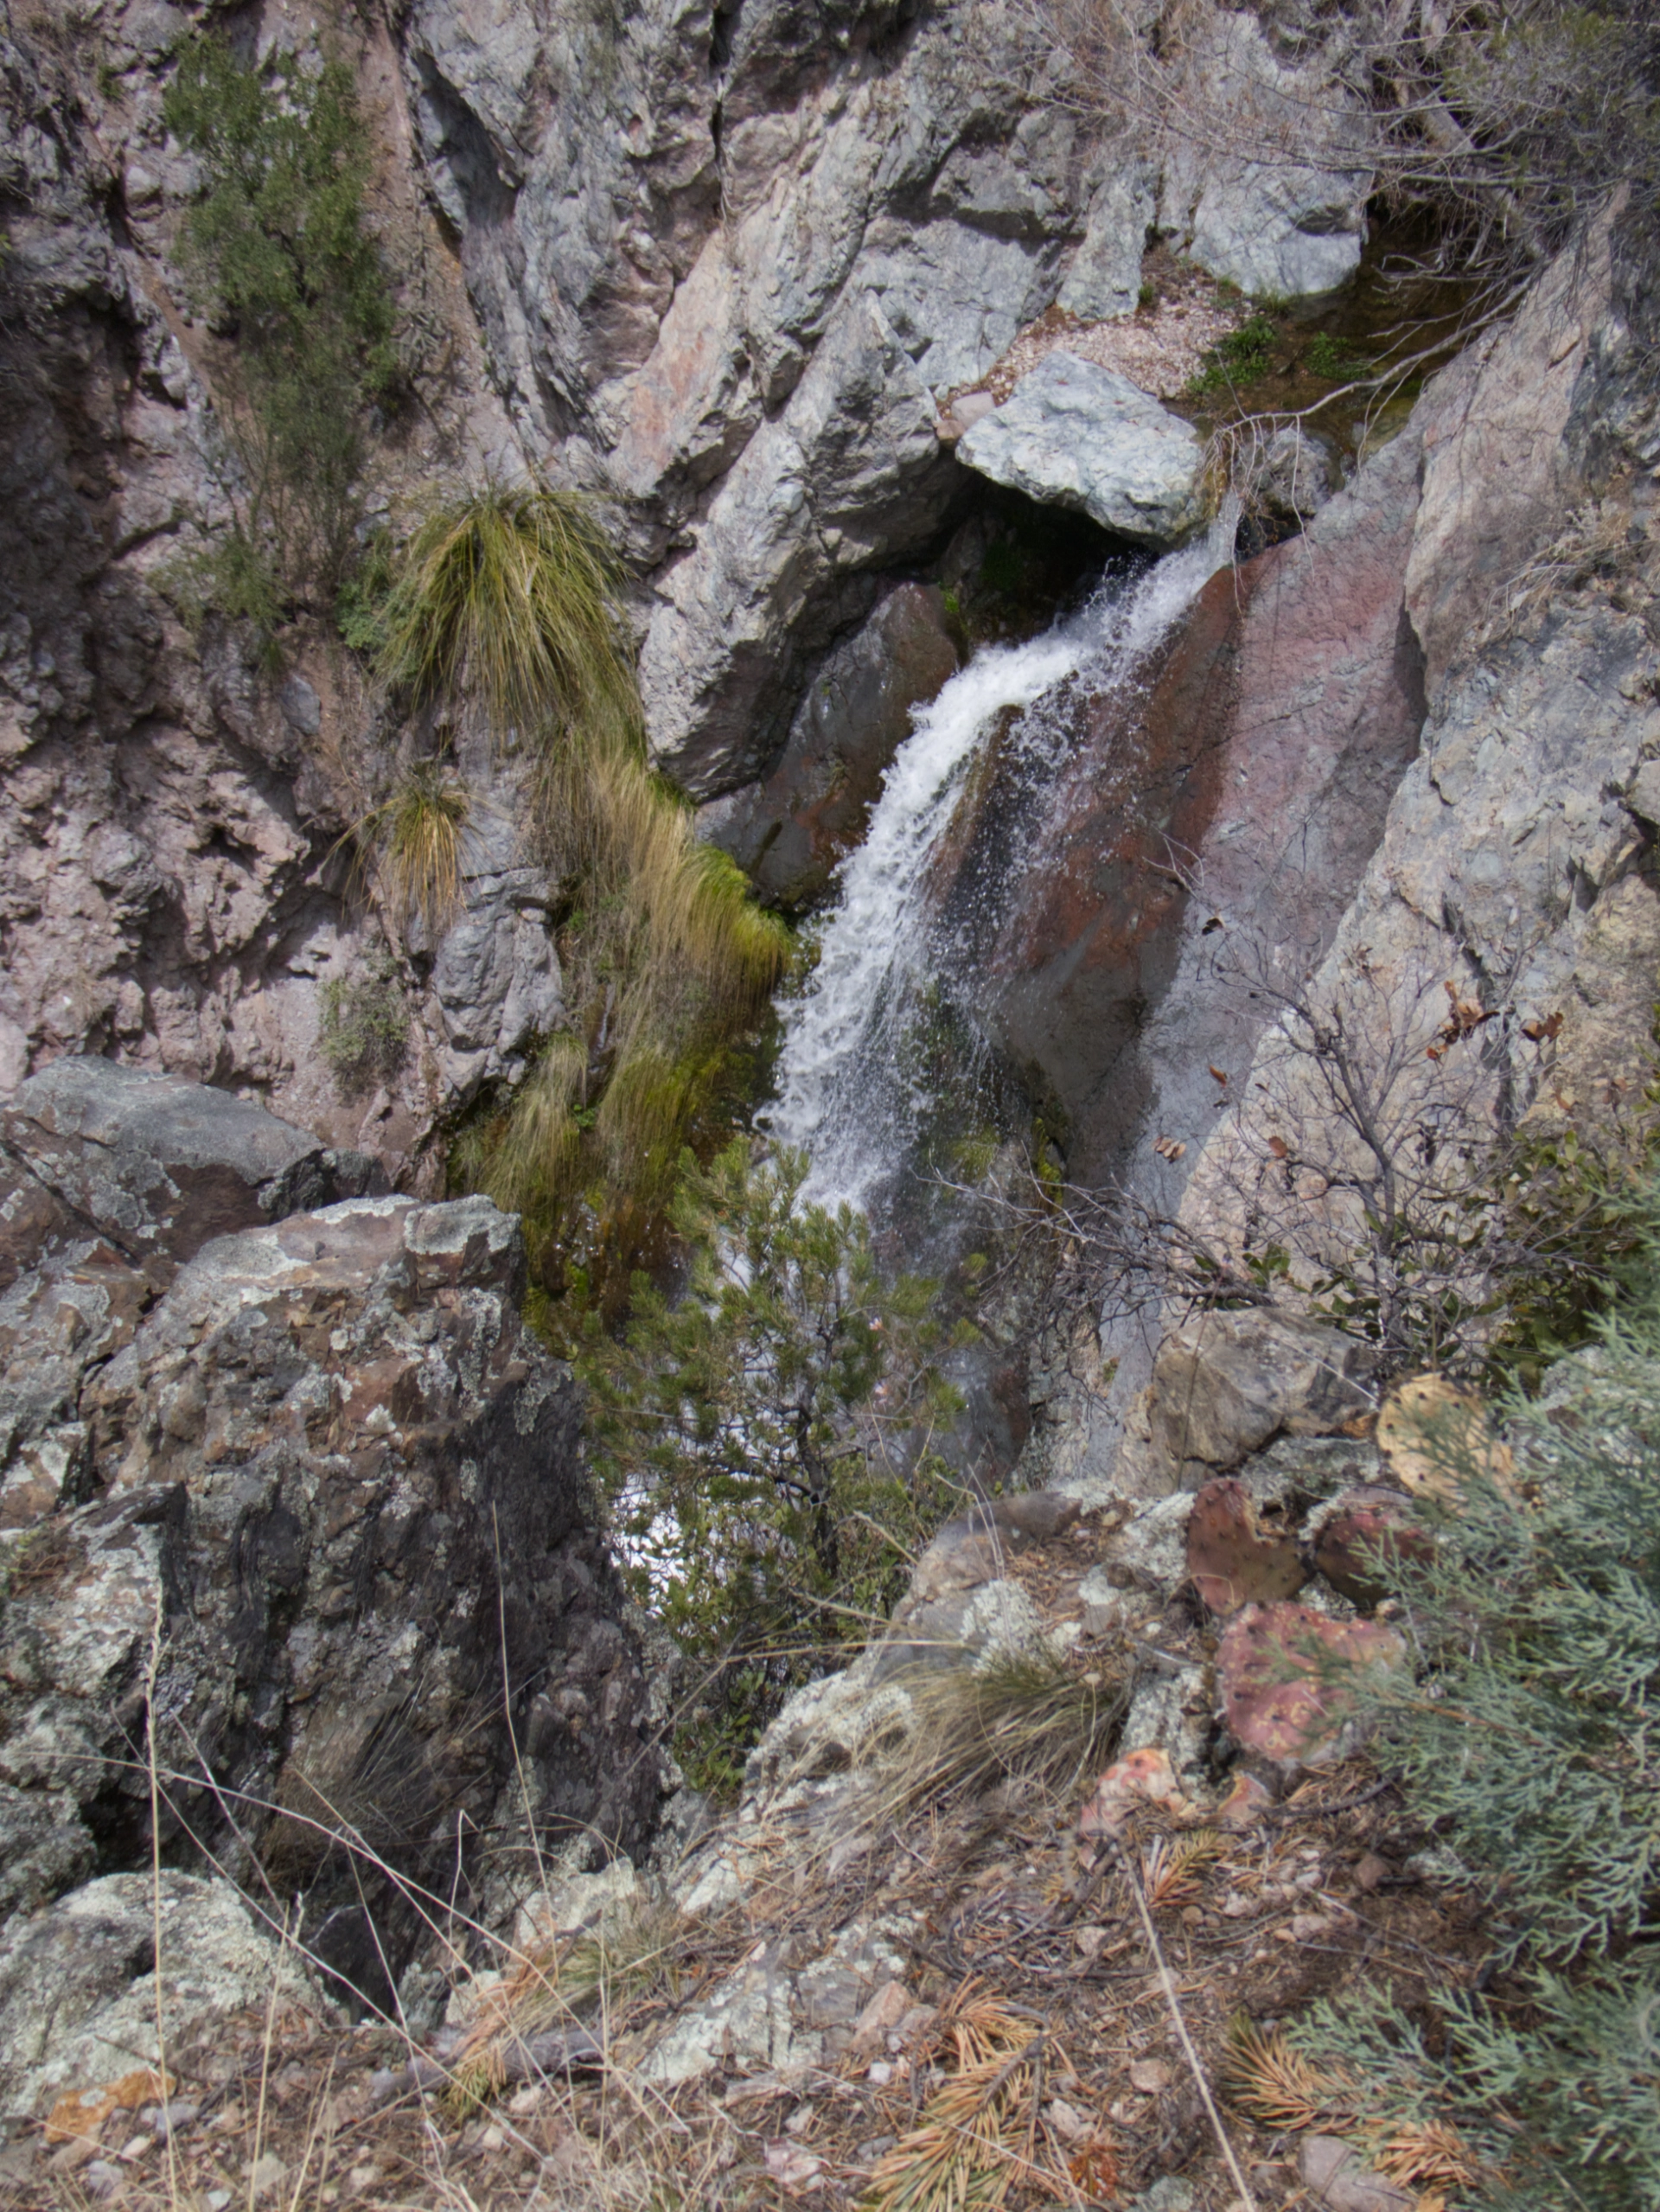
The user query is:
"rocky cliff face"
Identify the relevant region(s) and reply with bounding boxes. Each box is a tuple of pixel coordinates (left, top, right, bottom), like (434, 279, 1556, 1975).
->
(1006, 201, 1660, 1496)
(0, 0, 1387, 1171)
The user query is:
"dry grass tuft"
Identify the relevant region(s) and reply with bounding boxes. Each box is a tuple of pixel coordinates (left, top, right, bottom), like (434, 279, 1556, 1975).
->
(354, 758, 473, 930)
(869, 1648, 1131, 1835)
(445, 1894, 686, 2118)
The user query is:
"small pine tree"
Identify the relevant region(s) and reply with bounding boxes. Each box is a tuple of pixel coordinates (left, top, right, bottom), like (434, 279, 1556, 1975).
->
(1292, 1199, 1660, 2209)
(577, 1142, 968, 1788)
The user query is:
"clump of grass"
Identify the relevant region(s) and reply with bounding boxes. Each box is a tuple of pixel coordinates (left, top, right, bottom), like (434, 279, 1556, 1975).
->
(445, 1895, 685, 2115)
(359, 759, 473, 931)
(870, 1648, 1131, 1834)
(378, 479, 641, 754)
(372, 474, 788, 1295)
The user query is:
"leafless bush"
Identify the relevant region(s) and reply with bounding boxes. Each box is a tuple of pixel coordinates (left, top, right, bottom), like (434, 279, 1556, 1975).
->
(974, 934, 1655, 1381)
(1038, 0, 1658, 280)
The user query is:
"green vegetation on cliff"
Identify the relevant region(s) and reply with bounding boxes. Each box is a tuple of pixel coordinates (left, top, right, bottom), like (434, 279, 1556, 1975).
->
(164, 34, 402, 617)
(579, 1141, 965, 1789)
(372, 480, 787, 1302)
(1285, 1211, 1660, 2209)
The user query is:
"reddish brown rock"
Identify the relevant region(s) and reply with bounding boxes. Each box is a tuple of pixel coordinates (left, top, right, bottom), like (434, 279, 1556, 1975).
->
(949, 425, 1427, 1183)
(1185, 1475, 1306, 1614)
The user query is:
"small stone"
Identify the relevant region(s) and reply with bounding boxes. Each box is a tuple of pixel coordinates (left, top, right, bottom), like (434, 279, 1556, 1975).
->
(118, 2131, 150, 2160)
(1044, 2096, 1092, 2143)
(1298, 2132, 1414, 2211)
(848, 1978, 914, 2055)
(477, 2125, 504, 2152)
(507, 2085, 544, 2115)
(867, 2061, 895, 2087)
(206, 2194, 232, 2211)
(248, 2151, 287, 2198)
(80, 2160, 122, 2202)
(1355, 1852, 1391, 1892)
(1128, 2058, 1172, 2094)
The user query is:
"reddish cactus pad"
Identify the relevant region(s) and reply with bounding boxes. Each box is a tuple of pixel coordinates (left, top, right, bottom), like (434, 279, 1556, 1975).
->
(1185, 1477, 1307, 1614)
(1218, 1601, 1407, 1764)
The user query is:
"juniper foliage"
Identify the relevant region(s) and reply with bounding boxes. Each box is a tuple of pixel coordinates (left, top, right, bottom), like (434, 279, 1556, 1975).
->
(1293, 1206, 1660, 2209)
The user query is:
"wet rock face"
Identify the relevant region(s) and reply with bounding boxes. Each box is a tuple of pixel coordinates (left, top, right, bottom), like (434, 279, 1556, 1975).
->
(0, 1087, 665, 2012)
(947, 418, 1427, 1205)
(699, 583, 959, 909)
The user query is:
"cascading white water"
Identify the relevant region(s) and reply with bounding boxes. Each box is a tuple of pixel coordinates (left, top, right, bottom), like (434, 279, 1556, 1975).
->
(767, 522, 1235, 1212)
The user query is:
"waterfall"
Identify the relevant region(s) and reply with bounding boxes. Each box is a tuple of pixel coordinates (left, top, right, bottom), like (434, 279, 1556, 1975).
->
(767, 522, 1235, 1213)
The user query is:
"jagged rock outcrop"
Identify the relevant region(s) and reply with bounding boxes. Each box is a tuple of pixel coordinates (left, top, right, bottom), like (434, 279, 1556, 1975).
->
(0, 9, 545, 1167)
(0, 1059, 387, 1529)
(0, 1069, 664, 2017)
(401, 0, 1377, 792)
(1166, 201, 1660, 1352)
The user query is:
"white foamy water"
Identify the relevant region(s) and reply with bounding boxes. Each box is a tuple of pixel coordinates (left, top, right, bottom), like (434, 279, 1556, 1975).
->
(767, 522, 1234, 1212)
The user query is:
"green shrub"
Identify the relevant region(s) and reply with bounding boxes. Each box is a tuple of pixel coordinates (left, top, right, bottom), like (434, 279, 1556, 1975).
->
(164, 34, 401, 611)
(1188, 313, 1279, 398)
(320, 963, 409, 1094)
(578, 1141, 967, 1787)
(1290, 1202, 1660, 2207)
(1305, 330, 1373, 382)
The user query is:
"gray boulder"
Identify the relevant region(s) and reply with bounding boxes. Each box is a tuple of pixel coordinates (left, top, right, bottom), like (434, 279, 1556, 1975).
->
(1187, 158, 1368, 301)
(1158, 8, 1374, 300)
(0, 1058, 384, 1292)
(0, 1870, 334, 2121)
(957, 353, 1208, 547)
(1121, 1309, 1376, 1493)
